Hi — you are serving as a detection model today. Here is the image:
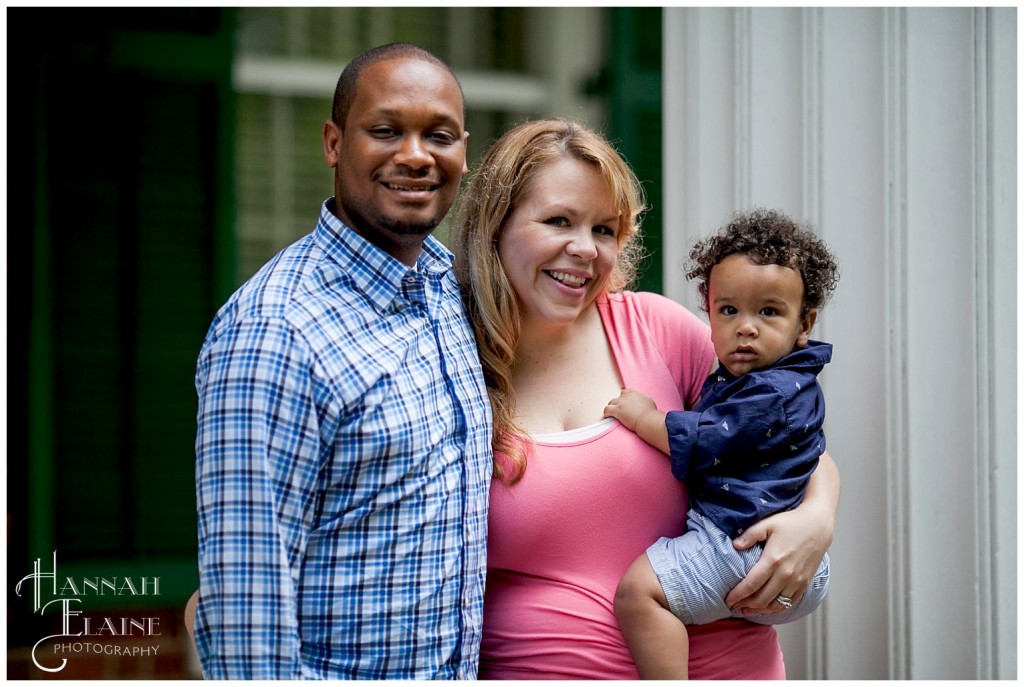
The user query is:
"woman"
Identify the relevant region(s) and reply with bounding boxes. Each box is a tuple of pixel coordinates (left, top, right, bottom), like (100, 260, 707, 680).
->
(450, 118, 839, 679)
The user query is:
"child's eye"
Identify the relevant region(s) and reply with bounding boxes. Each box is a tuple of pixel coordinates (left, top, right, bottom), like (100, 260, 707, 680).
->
(720, 306, 737, 315)
(760, 307, 778, 316)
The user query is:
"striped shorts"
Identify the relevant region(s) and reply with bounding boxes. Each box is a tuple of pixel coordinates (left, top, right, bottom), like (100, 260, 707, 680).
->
(646, 508, 830, 626)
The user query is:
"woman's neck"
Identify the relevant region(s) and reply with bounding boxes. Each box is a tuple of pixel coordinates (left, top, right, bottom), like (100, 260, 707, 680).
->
(515, 304, 599, 365)
(510, 303, 623, 434)
(516, 303, 589, 350)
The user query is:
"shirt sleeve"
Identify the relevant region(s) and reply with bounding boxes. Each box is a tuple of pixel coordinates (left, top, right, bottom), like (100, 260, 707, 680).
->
(664, 379, 789, 481)
(194, 316, 323, 679)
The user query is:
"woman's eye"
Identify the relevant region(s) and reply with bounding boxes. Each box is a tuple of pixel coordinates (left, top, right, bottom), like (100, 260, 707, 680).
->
(594, 225, 616, 237)
(545, 216, 570, 227)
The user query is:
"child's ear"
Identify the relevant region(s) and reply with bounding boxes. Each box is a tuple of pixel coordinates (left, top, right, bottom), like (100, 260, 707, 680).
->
(796, 309, 817, 347)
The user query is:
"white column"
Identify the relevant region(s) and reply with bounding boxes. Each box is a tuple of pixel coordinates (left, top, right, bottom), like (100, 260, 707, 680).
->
(984, 12, 1017, 678)
(663, 8, 738, 312)
(661, 6, 1016, 679)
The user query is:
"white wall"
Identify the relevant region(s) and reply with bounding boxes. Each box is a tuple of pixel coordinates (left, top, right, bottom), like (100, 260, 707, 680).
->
(663, 7, 1016, 679)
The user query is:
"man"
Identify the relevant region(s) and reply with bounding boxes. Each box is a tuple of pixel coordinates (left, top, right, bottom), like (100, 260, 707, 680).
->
(193, 43, 493, 679)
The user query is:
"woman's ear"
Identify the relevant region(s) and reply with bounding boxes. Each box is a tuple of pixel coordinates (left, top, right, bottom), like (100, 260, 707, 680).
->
(796, 309, 818, 347)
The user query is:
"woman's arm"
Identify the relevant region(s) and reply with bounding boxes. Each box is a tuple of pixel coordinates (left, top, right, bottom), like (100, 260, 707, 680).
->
(724, 451, 840, 614)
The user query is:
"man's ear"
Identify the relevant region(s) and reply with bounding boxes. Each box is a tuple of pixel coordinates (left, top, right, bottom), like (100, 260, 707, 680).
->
(796, 309, 817, 347)
(461, 130, 470, 176)
(323, 120, 341, 168)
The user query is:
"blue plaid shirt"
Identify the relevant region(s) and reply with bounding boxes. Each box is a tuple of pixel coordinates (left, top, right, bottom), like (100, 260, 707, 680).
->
(194, 200, 493, 679)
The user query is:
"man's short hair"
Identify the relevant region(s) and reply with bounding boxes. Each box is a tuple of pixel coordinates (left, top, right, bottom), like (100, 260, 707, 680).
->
(331, 42, 464, 129)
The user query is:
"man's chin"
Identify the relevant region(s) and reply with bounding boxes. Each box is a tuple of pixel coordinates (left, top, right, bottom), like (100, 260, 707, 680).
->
(381, 216, 442, 238)
(335, 202, 443, 245)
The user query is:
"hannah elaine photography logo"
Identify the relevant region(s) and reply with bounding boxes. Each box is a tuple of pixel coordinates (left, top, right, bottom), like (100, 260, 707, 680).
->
(15, 551, 164, 673)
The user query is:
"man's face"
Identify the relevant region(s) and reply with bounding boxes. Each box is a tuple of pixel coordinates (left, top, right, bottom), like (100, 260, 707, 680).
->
(323, 58, 468, 265)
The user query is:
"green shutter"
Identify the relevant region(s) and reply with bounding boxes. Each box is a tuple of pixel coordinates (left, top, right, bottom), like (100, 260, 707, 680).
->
(10, 8, 236, 614)
(607, 8, 664, 293)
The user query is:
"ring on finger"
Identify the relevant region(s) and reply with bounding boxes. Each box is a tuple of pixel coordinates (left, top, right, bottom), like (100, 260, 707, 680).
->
(775, 593, 793, 609)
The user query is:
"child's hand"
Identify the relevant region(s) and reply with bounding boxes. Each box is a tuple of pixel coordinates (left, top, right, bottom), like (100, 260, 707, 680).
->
(604, 388, 657, 432)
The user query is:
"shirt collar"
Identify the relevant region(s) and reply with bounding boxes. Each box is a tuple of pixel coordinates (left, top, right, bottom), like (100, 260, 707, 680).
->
(314, 199, 454, 312)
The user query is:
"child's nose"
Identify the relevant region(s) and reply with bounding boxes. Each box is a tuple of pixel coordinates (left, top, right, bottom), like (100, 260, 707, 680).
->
(737, 318, 758, 337)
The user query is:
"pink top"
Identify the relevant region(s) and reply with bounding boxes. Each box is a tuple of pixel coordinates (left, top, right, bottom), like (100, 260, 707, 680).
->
(480, 291, 786, 680)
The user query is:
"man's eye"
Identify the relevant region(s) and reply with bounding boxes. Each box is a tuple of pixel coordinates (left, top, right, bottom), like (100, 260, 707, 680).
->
(430, 131, 457, 144)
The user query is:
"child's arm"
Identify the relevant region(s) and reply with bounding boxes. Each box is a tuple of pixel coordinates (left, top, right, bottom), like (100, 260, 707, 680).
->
(604, 389, 671, 455)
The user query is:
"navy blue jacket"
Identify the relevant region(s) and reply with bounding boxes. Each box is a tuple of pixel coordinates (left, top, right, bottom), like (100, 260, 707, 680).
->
(665, 340, 832, 537)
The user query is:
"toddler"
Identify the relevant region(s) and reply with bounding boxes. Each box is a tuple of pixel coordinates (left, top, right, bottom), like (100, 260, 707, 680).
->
(604, 208, 840, 679)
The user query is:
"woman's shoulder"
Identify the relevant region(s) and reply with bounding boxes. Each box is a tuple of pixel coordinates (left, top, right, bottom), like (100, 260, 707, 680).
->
(602, 290, 709, 333)
(601, 291, 715, 406)
(604, 289, 675, 308)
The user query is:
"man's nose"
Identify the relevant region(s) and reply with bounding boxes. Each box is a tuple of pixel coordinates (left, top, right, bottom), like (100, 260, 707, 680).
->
(394, 135, 433, 170)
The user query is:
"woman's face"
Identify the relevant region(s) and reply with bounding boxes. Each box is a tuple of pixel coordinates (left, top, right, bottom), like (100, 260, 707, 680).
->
(497, 156, 621, 329)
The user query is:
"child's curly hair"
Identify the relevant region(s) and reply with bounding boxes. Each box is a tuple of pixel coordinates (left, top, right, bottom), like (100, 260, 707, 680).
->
(686, 208, 840, 317)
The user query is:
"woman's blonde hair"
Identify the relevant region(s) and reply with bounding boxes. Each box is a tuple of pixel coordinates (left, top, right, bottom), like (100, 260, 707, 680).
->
(450, 118, 647, 484)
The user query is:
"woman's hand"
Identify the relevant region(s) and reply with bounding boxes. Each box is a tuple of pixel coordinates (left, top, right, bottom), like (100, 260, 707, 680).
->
(725, 452, 839, 615)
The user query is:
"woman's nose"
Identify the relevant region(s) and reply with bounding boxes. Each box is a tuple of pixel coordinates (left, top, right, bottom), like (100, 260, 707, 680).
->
(567, 230, 598, 259)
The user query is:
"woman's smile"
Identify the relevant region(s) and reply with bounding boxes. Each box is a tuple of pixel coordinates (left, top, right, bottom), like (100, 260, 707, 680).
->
(545, 269, 591, 289)
(498, 156, 620, 327)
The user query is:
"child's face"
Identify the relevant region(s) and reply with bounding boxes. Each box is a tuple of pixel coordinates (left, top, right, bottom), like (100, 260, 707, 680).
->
(707, 254, 816, 377)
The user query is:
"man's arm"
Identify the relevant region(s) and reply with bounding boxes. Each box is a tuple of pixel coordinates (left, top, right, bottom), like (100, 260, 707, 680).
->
(194, 319, 321, 679)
